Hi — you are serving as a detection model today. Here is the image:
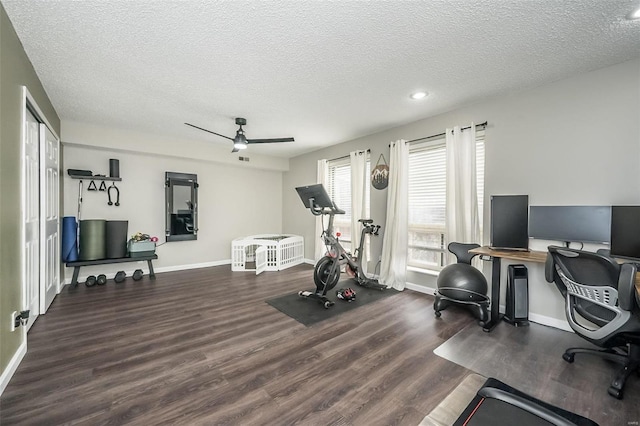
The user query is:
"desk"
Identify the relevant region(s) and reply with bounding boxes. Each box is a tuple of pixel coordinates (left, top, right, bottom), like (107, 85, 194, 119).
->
(469, 247, 546, 332)
(470, 246, 640, 332)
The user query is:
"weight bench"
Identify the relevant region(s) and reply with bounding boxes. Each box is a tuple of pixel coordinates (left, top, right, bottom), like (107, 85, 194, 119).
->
(65, 254, 158, 290)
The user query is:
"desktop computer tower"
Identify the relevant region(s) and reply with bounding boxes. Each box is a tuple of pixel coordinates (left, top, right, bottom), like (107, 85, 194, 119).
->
(504, 264, 529, 326)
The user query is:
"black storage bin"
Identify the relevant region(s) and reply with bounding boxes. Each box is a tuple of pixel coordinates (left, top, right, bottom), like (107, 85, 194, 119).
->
(106, 220, 128, 258)
(79, 220, 106, 260)
(505, 264, 529, 326)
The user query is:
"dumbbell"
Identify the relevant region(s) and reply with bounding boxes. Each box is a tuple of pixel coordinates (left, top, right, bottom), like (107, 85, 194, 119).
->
(96, 274, 107, 285)
(114, 270, 126, 283)
(132, 269, 144, 281)
(85, 275, 97, 287)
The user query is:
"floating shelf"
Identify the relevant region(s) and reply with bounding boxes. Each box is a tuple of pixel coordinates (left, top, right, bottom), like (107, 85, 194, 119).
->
(68, 174, 122, 182)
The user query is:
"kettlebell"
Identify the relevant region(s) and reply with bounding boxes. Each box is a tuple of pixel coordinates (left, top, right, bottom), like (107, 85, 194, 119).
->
(114, 271, 126, 283)
(85, 275, 97, 287)
(132, 269, 144, 281)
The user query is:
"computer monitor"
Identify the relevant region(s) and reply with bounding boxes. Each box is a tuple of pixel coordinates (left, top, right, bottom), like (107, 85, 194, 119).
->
(529, 206, 611, 245)
(295, 184, 334, 210)
(610, 206, 640, 260)
(490, 195, 529, 251)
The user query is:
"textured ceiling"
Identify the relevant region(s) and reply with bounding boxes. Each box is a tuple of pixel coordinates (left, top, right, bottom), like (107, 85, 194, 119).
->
(2, 0, 640, 158)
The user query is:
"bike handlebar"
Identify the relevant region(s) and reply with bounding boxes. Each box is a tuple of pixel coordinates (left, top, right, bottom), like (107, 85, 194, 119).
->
(310, 205, 345, 216)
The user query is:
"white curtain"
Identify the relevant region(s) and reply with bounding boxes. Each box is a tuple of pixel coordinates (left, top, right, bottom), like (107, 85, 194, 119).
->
(314, 159, 329, 261)
(380, 140, 409, 290)
(445, 123, 481, 264)
(350, 150, 368, 272)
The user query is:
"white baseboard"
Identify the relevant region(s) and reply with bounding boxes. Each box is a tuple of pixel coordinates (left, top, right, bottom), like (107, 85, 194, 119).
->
(303, 258, 315, 265)
(63, 259, 232, 285)
(528, 313, 572, 332)
(405, 281, 436, 295)
(404, 281, 572, 332)
(0, 339, 26, 396)
(154, 259, 231, 274)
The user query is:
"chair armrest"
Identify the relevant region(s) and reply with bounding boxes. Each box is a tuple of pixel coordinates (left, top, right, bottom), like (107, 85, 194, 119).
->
(617, 262, 637, 311)
(544, 253, 555, 283)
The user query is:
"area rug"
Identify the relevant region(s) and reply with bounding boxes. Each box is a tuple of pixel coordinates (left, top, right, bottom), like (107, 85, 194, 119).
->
(266, 281, 398, 326)
(433, 321, 596, 396)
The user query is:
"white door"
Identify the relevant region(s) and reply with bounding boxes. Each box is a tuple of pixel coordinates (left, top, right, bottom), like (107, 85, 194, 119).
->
(255, 246, 267, 275)
(40, 124, 60, 313)
(24, 108, 40, 331)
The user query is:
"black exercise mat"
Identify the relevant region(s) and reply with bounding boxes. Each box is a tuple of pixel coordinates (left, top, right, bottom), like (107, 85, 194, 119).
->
(266, 281, 398, 326)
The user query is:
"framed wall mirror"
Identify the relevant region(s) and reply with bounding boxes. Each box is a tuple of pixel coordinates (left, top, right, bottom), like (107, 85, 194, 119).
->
(165, 172, 198, 242)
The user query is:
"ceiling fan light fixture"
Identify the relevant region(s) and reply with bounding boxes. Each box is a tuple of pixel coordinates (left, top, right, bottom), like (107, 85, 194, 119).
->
(233, 132, 248, 150)
(185, 117, 293, 152)
(627, 6, 640, 20)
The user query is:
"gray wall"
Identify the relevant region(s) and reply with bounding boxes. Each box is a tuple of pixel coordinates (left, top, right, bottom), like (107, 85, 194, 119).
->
(283, 58, 640, 323)
(1, 3, 60, 376)
(62, 144, 284, 280)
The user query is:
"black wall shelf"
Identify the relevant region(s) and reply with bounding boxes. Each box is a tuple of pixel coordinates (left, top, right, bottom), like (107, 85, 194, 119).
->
(69, 175, 122, 182)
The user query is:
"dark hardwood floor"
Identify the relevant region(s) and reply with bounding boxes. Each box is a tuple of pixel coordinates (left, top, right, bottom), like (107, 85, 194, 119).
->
(0, 264, 632, 425)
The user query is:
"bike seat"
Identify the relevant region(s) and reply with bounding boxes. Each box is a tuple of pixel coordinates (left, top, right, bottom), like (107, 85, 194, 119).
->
(358, 219, 373, 224)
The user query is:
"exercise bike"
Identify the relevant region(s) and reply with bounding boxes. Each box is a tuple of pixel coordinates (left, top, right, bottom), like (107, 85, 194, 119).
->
(295, 184, 386, 308)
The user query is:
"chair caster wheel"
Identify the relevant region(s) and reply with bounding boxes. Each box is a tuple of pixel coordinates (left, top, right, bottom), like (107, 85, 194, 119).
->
(434, 311, 441, 318)
(608, 386, 623, 399)
(323, 301, 333, 309)
(562, 353, 575, 363)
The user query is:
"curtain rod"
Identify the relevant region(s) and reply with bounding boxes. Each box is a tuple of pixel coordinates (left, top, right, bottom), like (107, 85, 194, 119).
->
(328, 148, 371, 162)
(406, 121, 488, 144)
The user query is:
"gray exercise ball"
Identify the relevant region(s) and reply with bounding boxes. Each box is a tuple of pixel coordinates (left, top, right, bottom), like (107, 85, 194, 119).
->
(437, 263, 488, 302)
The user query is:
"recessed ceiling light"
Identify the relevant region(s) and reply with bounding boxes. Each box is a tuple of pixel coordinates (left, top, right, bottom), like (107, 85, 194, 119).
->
(627, 6, 640, 20)
(410, 91, 428, 100)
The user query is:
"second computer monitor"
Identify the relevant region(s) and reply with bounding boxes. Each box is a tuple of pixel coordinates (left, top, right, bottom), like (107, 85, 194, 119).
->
(610, 206, 640, 260)
(529, 206, 611, 245)
(490, 195, 529, 251)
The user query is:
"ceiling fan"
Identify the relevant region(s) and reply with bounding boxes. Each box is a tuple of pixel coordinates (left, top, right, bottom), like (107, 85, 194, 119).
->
(185, 118, 295, 152)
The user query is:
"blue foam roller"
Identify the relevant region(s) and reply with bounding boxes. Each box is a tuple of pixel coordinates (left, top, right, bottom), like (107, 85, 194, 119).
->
(62, 216, 78, 262)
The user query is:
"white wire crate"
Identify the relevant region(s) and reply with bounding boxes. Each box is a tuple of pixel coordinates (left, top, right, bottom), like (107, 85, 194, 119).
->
(231, 234, 304, 273)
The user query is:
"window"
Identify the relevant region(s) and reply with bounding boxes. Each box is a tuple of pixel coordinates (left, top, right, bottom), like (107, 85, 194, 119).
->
(407, 131, 485, 270)
(326, 156, 371, 253)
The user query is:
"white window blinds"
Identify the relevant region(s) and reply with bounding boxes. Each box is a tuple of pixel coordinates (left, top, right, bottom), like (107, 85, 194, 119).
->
(326, 156, 371, 251)
(327, 158, 352, 219)
(407, 130, 485, 270)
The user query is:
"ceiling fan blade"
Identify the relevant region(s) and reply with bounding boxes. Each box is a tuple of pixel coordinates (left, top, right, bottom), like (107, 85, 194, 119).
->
(246, 137, 295, 144)
(185, 123, 234, 141)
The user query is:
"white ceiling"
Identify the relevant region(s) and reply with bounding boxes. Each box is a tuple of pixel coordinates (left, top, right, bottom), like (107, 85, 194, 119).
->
(3, 0, 640, 158)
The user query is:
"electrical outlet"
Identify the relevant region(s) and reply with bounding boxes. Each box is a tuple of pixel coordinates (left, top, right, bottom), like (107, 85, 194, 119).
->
(10, 311, 17, 332)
